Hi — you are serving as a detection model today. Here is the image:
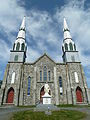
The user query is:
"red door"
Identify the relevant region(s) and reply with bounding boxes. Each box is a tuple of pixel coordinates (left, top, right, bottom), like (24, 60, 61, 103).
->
(76, 87, 83, 102)
(7, 88, 14, 103)
(40, 86, 45, 103)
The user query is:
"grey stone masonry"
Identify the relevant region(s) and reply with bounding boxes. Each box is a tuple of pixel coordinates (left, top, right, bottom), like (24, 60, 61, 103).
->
(0, 53, 89, 106)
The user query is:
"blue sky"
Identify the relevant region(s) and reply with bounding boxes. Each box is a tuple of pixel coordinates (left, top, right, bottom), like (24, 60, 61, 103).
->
(0, 0, 90, 87)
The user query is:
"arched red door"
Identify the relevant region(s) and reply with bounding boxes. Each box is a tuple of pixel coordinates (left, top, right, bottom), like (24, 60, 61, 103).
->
(76, 87, 83, 102)
(7, 88, 14, 103)
(40, 86, 45, 103)
(40, 86, 51, 103)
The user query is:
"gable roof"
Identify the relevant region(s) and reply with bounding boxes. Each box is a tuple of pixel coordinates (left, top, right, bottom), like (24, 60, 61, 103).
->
(33, 53, 56, 64)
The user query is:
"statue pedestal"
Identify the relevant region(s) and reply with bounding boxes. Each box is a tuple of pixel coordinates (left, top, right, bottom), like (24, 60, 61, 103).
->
(42, 93, 51, 104)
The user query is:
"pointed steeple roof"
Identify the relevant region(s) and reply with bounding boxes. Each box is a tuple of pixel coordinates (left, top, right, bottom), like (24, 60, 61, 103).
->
(64, 18, 69, 31)
(20, 16, 25, 31)
(17, 16, 26, 40)
(63, 18, 72, 40)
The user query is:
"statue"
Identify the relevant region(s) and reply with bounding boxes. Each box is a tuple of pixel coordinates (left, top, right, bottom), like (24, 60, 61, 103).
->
(44, 84, 50, 93)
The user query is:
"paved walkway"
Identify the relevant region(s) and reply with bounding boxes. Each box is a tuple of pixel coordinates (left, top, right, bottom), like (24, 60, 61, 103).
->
(0, 106, 90, 120)
(0, 107, 33, 120)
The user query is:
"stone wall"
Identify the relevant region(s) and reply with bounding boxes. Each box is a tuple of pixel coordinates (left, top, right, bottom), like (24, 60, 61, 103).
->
(0, 54, 89, 106)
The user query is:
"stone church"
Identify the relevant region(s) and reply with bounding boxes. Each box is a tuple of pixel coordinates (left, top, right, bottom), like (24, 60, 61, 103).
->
(0, 17, 89, 106)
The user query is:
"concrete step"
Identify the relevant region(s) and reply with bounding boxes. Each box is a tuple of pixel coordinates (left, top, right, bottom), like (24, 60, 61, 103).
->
(35, 104, 59, 111)
(76, 102, 88, 105)
(1, 103, 15, 108)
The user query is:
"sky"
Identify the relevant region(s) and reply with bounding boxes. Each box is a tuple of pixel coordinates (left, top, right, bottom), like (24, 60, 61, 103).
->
(0, 0, 90, 87)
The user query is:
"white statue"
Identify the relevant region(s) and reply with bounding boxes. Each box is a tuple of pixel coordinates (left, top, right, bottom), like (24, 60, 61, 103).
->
(44, 84, 50, 93)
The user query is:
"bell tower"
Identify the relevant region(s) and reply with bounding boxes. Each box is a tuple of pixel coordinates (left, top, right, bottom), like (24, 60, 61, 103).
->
(9, 16, 27, 63)
(62, 18, 80, 63)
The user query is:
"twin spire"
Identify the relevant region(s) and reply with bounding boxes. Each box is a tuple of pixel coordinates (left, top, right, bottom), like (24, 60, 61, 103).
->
(15, 16, 75, 52)
(16, 16, 72, 42)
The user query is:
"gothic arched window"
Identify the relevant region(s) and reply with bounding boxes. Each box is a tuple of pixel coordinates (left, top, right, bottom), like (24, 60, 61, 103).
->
(40, 71, 42, 81)
(65, 43, 68, 51)
(48, 71, 50, 81)
(69, 43, 73, 51)
(62, 46, 64, 52)
(27, 77, 31, 96)
(74, 72, 79, 83)
(16, 42, 20, 51)
(11, 72, 15, 84)
(59, 76, 63, 95)
(59, 76, 62, 87)
(21, 43, 25, 51)
(43, 66, 47, 81)
(13, 43, 15, 50)
(74, 44, 76, 51)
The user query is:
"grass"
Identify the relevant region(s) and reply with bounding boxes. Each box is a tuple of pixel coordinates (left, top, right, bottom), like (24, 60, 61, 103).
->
(57, 104, 90, 108)
(10, 110, 86, 120)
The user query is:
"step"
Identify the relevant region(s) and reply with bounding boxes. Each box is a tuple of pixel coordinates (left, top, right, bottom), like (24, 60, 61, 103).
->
(1, 103, 15, 108)
(76, 102, 88, 105)
(35, 104, 59, 111)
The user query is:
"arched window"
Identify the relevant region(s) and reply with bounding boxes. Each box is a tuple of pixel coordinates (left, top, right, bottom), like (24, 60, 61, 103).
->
(27, 77, 31, 96)
(65, 43, 68, 51)
(16, 42, 20, 51)
(59, 76, 63, 95)
(69, 43, 73, 51)
(43, 66, 47, 81)
(21, 43, 25, 51)
(74, 72, 79, 83)
(11, 72, 15, 84)
(14, 55, 18, 62)
(13, 43, 15, 50)
(40, 71, 42, 81)
(48, 71, 50, 81)
(74, 44, 76, 51)
(62, 46, 64, 52)
(59, 76, 62, 87)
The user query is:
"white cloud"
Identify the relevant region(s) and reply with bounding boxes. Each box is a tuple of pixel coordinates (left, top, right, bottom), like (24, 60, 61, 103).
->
(0, 0, 90, 86)
(54, 0, 90, 66)
(0, 40, 10, 63)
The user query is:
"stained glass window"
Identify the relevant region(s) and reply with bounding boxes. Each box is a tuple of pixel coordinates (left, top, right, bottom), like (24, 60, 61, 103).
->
(48, 71, 50, 81)
(43, 66, 47, 81)
(59, 76, 63, 95)
(27, 77, 31, 96)
(40, 71, 42, 81)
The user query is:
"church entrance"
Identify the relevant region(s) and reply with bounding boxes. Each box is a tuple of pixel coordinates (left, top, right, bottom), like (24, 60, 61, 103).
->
(76, 87, 83, 102)
(7, 87, 14, 103)
(40, 86, 51, 103)
(40, 86, 45, 103)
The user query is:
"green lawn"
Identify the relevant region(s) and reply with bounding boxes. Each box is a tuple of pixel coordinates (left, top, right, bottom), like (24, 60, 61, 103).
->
(57, 104, 90, 108)
(10, 110, 86, 120)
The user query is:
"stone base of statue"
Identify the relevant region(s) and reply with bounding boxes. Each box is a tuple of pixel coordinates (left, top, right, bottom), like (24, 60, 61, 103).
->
(42, 93, 51, 104)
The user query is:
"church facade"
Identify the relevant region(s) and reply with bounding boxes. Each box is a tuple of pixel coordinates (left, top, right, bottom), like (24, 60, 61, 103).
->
(0, 17, 89, 106)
